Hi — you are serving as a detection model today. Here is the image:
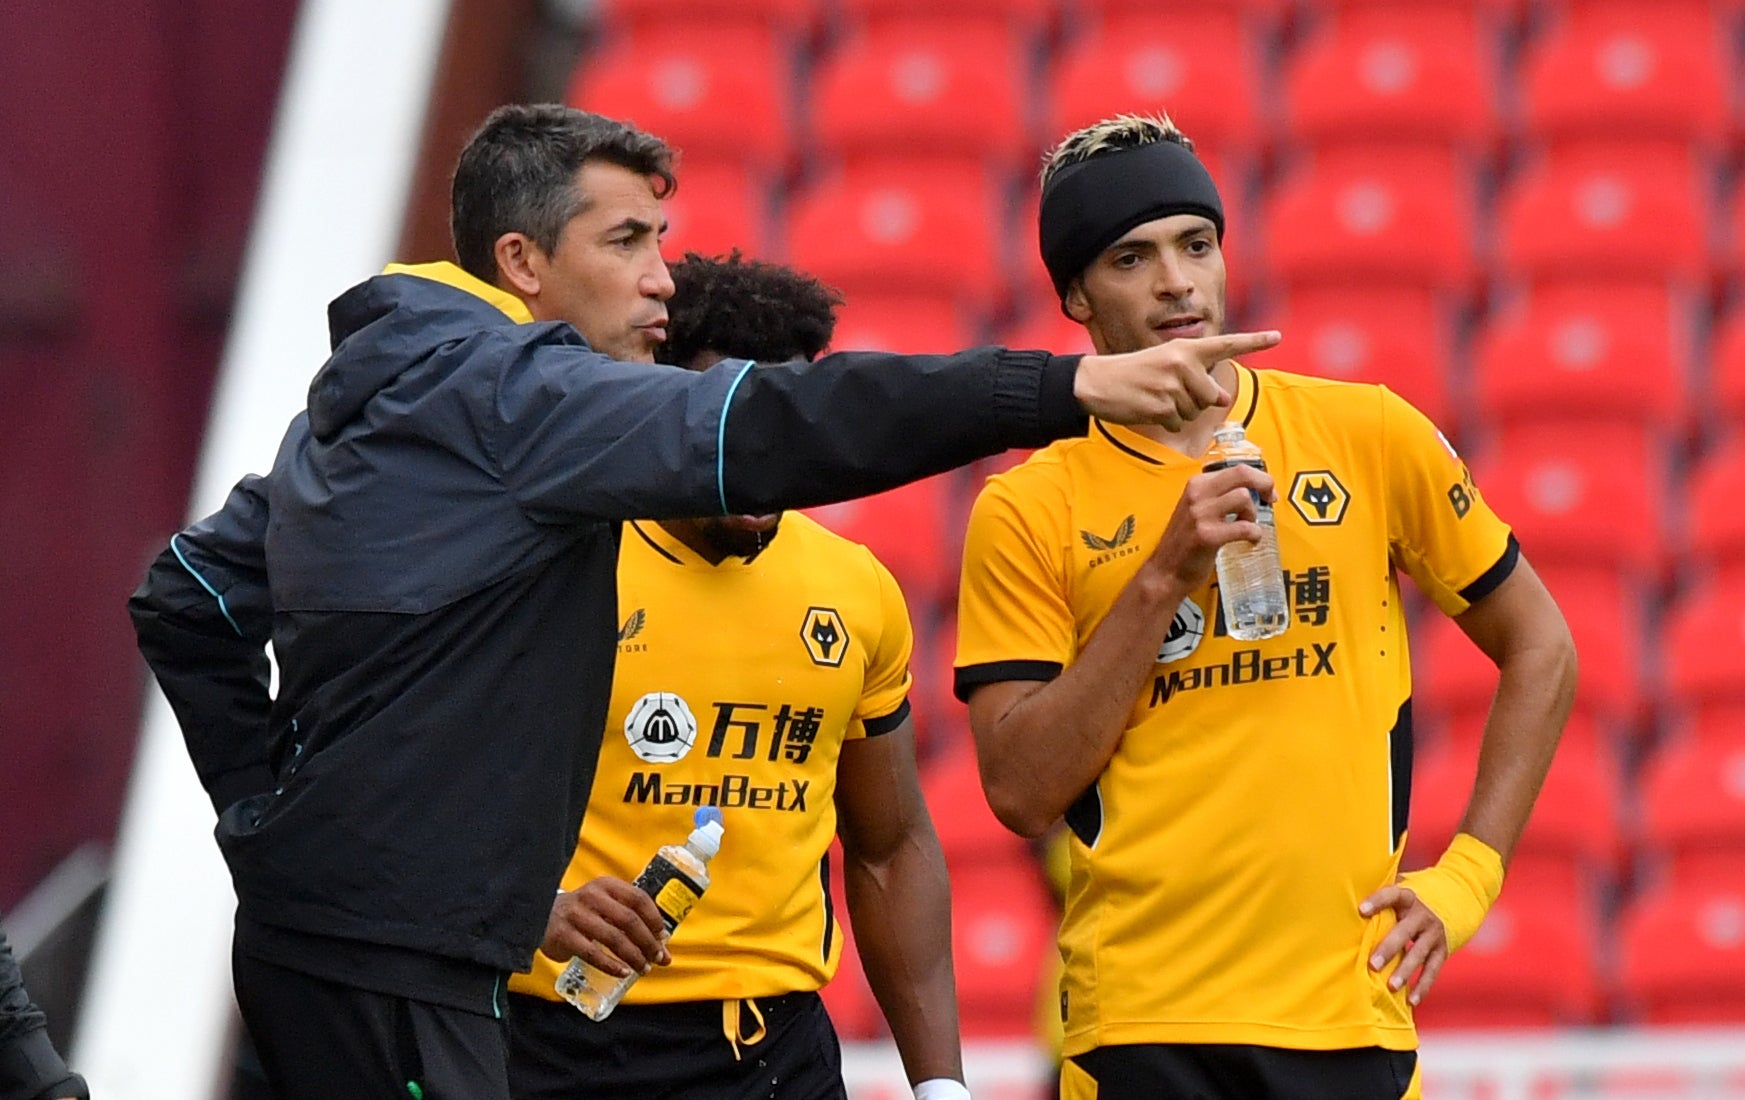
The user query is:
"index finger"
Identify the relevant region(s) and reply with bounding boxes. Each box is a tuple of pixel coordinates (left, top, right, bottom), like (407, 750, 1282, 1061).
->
(1183, 330, 1282, 364)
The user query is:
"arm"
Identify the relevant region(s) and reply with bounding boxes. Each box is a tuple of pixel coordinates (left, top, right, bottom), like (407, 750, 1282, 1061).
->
(127, 477, 275, 814)
(0, 914, 87, 1100)
(500, 332, 1279, 521)
(1363, 560, 1577, 1003)
(966, 464, 1277, 838)
(1449, 557, 1578, 862)
(835, 719, 962, 1089)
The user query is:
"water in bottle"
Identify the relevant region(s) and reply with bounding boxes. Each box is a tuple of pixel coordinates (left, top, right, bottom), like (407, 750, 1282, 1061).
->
(555, 806, 725, 1020)
(1202, 423, 1288, 641)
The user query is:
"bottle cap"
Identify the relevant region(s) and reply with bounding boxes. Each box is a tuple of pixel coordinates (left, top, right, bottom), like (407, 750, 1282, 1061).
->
(694, 806, 723, 829)
(688, 807, 725, 859)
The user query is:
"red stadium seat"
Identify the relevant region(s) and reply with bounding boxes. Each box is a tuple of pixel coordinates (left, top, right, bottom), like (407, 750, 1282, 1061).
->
(568, 28, 792, 168)
(1637, 734, 1745, 872)
(1049, 13, 1264, 154)
(1264, 150, 1476, 294)
(810, 25, 1029, 165)
(1002, 305, 1096, 357)
(1413, 564, 1646, 723)
(804, 474, 957, 612)
(1661, 579, 1745, 721)
(1283, 11, 1499, 151)
(1496, 146, 1711, 289)
(1617, 882, 1745, 1023)
(595, 0, 820, 38)
(1473, 283, 1691, 432)
(1411, 883, 1603, 1028)
(918, 741, 1030, 869)
(1263, 285, 1455, 430)
(659, 162, 766, 260)
(1469, 424, 1667, 580)
(1685, 443, 1745, 584)
(1707, 308, 1745, 425)
(1410, 713, 1622, 871)
(1519, 6, 1730, 149)
(834, 0, 1051, 34)
(785, 161, 1003, 304)
(949, 857, 1056, 1037)
(829, 294, 975, 355)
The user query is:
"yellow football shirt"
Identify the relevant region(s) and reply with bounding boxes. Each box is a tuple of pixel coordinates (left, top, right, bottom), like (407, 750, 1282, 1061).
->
(512, 512, 913, 1004)
(955, 365, 1515, 1056)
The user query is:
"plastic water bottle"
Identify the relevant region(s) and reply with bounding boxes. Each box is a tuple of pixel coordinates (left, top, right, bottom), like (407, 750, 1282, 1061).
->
(555, 807, 725, 1020)
(1203, 423, 1288, 641)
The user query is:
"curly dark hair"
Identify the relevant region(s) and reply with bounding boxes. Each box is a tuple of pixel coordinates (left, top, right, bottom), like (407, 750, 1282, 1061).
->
(658, 251, 842, 368)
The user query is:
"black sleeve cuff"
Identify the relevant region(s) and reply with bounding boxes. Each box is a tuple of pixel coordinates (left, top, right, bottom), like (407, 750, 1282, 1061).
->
(1459, 533, 1521, 605)
(0, 1028, 83, 1100)
(995, 351, 1087, 450)
(953, 660, 1064, 703)
(862, 698, 911, 737)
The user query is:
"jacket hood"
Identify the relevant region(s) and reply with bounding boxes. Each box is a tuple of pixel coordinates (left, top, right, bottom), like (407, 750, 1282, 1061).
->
(307, 262, 536, 441)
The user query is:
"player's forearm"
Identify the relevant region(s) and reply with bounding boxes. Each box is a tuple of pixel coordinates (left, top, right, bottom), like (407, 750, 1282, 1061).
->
(977, 562, 1190, 836)
(1457, 626, 1577, 865)
(843, 834, 963, 1087)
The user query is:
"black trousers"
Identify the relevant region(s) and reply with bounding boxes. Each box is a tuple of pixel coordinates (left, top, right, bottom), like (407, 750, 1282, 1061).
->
(507, 989, 846, 1100)
(232, 950, 511, 1100)
(1063, 1043, 1418, 1100)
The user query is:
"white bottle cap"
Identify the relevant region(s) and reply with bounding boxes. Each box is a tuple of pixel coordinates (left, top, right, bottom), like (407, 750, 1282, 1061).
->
(687, 819, 724, 859)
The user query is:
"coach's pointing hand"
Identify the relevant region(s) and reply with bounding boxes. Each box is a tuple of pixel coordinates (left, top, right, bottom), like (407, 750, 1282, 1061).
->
(538, 876, 672, 978)
(1073, 330, 1282, 432)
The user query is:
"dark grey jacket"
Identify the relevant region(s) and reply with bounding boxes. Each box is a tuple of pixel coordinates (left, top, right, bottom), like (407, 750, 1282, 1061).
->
(129, 267, 1085, 1007)
(0, 915, 85, 1100)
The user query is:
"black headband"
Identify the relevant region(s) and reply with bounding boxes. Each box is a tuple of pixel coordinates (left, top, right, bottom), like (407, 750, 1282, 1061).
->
(1038, 140, 1225, 302)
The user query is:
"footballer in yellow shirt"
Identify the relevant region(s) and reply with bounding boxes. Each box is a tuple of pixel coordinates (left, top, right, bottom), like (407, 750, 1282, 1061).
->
(506, 254, 969, 1100)
(957, 115, 1576, 1099)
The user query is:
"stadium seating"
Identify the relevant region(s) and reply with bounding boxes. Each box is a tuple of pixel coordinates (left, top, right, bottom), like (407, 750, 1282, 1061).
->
(1411, 883, 1604, 1028)
(1263, 149, 1477, 294)
(785, 161, 1005, 305)
(567, 26, 792, 167)
(1410, 711, 1623, 873)
(1468, 424, 1667, 581)
(810, 24, 1030, 165)
(1472, 282, 1691, 433)
(918, 740, 1032, 870)
(1283, 9, 1499, 152)
(830, 293, 976, 355)
(1660, 579, 1745, 723)
(1263, 285, 1455, 429)
(1001, 306, 1096, 357)
(948, 857, 1058, 1037)
(594, 0, 819, 38)
(660, 161, 766, 259)
(803, 474, 957, 612)
(1412, 564, 1646, 725)
(1049, 13, 1264, 153)
(1707, 309, 1745, 427)
(1496, 145, 1711, 290)
(1518, 4, 1730, 150)
(834, 0, 1053, 35)
(1616, 883, 1745, 1023)
(1682, 442, 1745, 587)
(1636, 733, 1745, 878)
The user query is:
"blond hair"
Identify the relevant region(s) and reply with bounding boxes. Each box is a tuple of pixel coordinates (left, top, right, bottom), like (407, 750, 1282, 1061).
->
(1040, 112, 1195, 191)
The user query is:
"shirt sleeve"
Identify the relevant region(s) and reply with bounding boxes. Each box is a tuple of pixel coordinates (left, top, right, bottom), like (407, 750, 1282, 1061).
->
(852, 553, 915, 740)
(128, 475, 277, 815)
(1382, 387, 1518, 617)
(953, 472, 1077, 701)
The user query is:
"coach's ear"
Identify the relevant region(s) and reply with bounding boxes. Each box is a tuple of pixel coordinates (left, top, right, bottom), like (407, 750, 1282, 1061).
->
(493, 232, 544, 299)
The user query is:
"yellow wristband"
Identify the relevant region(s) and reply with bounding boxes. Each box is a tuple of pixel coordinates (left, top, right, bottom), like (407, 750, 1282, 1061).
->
(1395, 832, 1505, 952)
